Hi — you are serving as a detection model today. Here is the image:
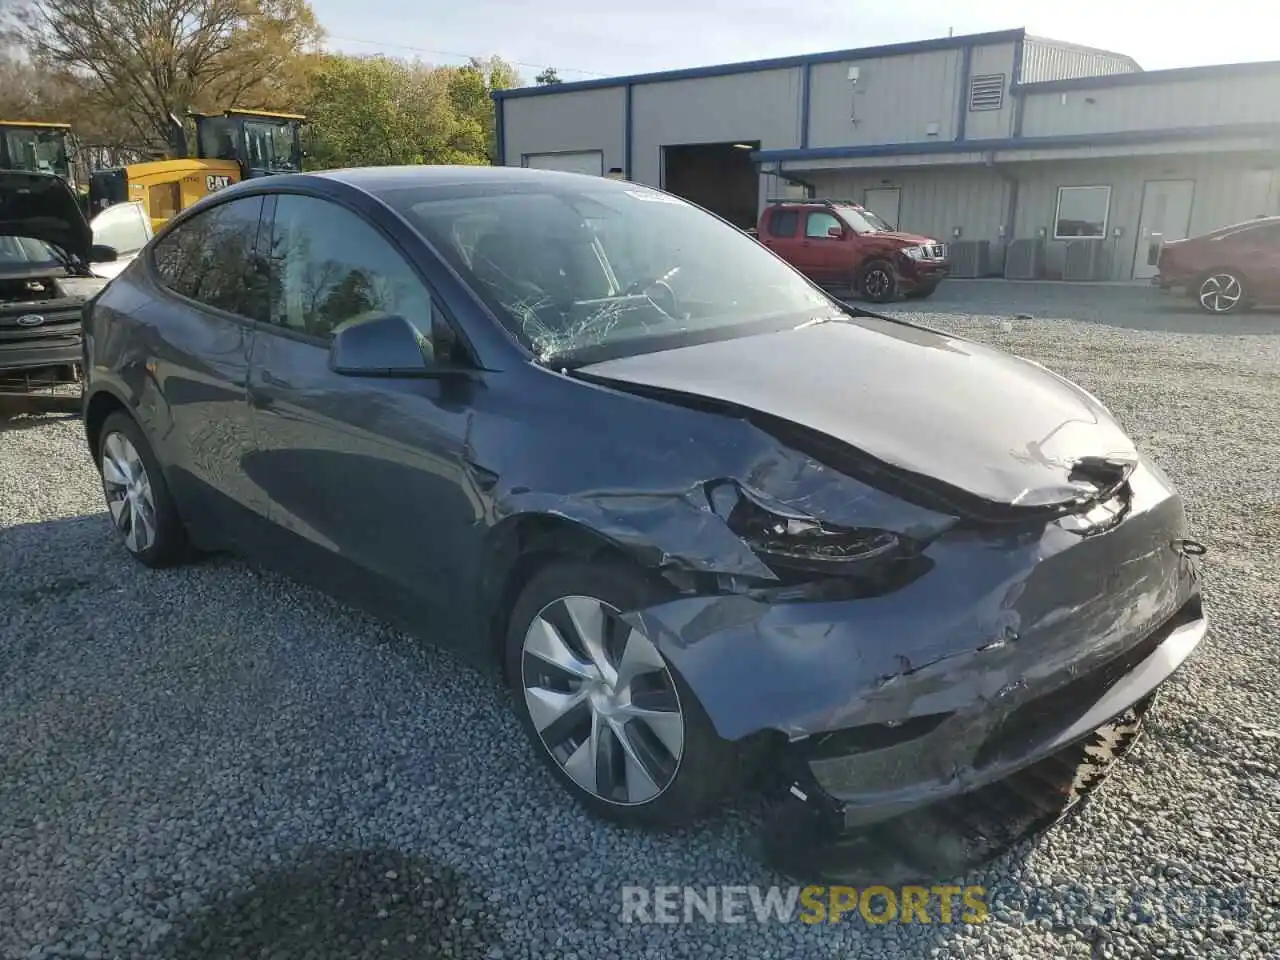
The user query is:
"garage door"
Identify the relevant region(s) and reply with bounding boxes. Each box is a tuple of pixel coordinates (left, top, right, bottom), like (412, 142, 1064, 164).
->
(523, 151, 604, 176)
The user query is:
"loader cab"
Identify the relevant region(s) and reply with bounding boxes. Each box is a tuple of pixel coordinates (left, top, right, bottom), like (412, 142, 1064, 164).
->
(0, 122, 76, 190)
(193, 109, 305, 179)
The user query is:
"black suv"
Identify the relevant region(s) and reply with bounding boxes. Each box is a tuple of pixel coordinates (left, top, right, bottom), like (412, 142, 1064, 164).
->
(0, 171, 118, 394)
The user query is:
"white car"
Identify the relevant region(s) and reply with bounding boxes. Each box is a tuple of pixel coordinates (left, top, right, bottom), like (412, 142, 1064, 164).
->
(88, 200, 153, 279)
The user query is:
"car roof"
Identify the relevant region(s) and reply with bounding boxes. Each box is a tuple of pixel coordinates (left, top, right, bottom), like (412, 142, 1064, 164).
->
(306, 164, 632, 197)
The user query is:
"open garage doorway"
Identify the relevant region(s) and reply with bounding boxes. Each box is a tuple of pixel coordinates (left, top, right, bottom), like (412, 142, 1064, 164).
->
(661, 141, 760, 229)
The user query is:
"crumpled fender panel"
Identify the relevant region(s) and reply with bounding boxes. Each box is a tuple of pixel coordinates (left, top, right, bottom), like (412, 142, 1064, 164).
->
(622, 461, 1199, 742)
(475, 375, 959, 582)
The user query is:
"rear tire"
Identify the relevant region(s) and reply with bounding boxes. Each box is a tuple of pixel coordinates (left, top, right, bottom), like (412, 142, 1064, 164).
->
(504, 558, 738, 828)
(97, 411, 188, 568)
(858, 260, 898, 303)
(1196, 270, 1248, 314)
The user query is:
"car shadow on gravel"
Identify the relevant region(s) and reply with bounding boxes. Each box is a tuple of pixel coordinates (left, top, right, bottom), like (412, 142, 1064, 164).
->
(0, 407, 81, 432)
(154, 847, 503, 960)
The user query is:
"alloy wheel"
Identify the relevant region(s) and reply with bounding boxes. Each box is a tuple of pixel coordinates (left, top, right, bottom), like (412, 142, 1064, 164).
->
(1198, 273, 1242, 313)
(864, 267, 892, 299)
(520, 595, 685, 805)
(100, 431, 157, 554)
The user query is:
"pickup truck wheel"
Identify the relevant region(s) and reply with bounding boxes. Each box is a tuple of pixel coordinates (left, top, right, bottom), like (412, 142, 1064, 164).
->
(858, 261, 898, 303)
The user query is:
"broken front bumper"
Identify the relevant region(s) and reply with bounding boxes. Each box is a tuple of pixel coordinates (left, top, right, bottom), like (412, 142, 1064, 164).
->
(627, 458, 1206, 833)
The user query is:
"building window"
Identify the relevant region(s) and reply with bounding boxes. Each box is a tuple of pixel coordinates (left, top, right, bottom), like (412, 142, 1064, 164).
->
(1054, 185, 1111, 239)
(968, 74, 1005, 112)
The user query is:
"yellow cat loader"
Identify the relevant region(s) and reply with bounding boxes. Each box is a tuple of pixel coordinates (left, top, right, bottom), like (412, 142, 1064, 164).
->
(0, 121, 79, 193)
(88, 109, 305, 231)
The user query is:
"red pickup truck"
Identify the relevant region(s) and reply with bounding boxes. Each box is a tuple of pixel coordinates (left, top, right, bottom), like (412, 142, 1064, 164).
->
(756, 199, 950, 302)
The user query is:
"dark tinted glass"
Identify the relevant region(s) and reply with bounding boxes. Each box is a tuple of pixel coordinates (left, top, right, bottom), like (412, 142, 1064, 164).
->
(151, 196, 267, 320)
(768, 209, 799, 237)
(266, 194, 434, 340)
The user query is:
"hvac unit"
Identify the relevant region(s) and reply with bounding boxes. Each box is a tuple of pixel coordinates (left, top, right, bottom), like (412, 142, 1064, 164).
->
(1003, 238, 1045, 280)
(1062, 239, 1113, 281)
(948, 240, 992, 279)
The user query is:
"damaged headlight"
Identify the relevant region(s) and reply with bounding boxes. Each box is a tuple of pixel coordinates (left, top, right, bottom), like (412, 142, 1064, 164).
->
(706, 481, 906, 576)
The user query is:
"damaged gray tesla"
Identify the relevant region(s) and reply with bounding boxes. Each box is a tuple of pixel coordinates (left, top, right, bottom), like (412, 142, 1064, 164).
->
(83, 167, 1206, 866)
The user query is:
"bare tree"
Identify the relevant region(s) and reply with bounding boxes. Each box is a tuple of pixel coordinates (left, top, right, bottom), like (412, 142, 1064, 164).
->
(10, 0, 323, 152)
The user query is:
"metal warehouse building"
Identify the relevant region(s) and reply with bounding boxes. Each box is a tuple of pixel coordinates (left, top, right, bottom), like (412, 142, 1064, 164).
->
(493, 28, 1280, 281)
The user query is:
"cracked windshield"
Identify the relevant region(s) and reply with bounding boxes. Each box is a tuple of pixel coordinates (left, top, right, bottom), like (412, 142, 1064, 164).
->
(397, 184, 833, 361)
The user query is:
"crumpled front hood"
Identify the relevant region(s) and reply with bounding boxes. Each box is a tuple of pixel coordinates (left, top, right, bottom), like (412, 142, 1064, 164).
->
(579, 315, 1138, 508)
(0, 170, 91, 262)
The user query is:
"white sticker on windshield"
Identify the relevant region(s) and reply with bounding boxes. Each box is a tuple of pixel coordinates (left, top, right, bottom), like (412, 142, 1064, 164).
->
(624, 188, 682, 204)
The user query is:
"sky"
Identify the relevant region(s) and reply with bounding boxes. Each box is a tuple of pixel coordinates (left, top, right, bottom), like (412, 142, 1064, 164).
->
(310, 0, 1275, 82)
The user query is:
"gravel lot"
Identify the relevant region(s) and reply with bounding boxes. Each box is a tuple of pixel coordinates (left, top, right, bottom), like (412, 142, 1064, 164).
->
(2, 280, 1278, 959)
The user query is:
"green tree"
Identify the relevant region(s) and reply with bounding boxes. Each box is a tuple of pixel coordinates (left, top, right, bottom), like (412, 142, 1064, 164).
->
(535, 67, 562, 85)
(444, 56, 521, 163)
(304, 53, 521, 169)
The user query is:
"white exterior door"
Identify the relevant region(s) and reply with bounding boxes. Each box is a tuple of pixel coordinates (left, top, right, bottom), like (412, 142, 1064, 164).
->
(864, 187, 901, 231)
(524, 151, 604, 176)
(1133, 180, 1194, 280)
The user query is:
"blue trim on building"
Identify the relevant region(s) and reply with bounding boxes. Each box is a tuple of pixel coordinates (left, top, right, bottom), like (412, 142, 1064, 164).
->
(955, 45, 974, 141)
(800, 62, 812, 149)
(1015, 57, 1280, 94)
(490, 28, 1027, 101)
(494, 95, 505, 165)
(752, 122, 1280, 163)
(624, 84, 634, 178)
(1010, 34, 1026, 138)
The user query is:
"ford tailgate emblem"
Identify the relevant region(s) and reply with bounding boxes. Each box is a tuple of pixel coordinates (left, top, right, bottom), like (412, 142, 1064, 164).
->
(15, 314, 45, 327)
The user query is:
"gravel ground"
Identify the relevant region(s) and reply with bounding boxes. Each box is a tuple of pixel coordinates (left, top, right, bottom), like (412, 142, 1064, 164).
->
(2, 281, 1278, 959)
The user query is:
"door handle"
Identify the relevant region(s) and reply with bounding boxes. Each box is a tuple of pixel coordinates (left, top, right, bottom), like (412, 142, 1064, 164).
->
(260, 370, 289, 389)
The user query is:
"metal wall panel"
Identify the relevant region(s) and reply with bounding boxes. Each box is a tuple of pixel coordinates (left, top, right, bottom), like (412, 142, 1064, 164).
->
(806, 166, 1012, 244)
(1011, 154, 1279, 279)
(501, 87, 626, 170)
(965, 42, 1019, 140)
(1020, 72, 1280, 138)
(629, 68, 804, 190)
(807, 49, 965, 148)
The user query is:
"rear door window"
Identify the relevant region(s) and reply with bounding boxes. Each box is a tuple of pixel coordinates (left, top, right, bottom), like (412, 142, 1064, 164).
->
(150, 195, 268, 321)
(767, 209, 799, 238)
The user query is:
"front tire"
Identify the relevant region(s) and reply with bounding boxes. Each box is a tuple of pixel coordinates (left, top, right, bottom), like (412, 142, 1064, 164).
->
(1196, 270, 1248, 314)
(97, 411, 188, 567)
(505, 559, 737, 827)
(858, 260, 898, 303)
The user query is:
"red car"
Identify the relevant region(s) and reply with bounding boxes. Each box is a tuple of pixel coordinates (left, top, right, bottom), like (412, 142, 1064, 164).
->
(1155, 215, 1280, 314)
(757, 199, 950, 302)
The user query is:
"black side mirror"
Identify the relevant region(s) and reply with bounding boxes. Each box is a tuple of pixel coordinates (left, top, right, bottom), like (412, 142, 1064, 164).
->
(329, 313, 470, 379)
(89, 244, 118, 263)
